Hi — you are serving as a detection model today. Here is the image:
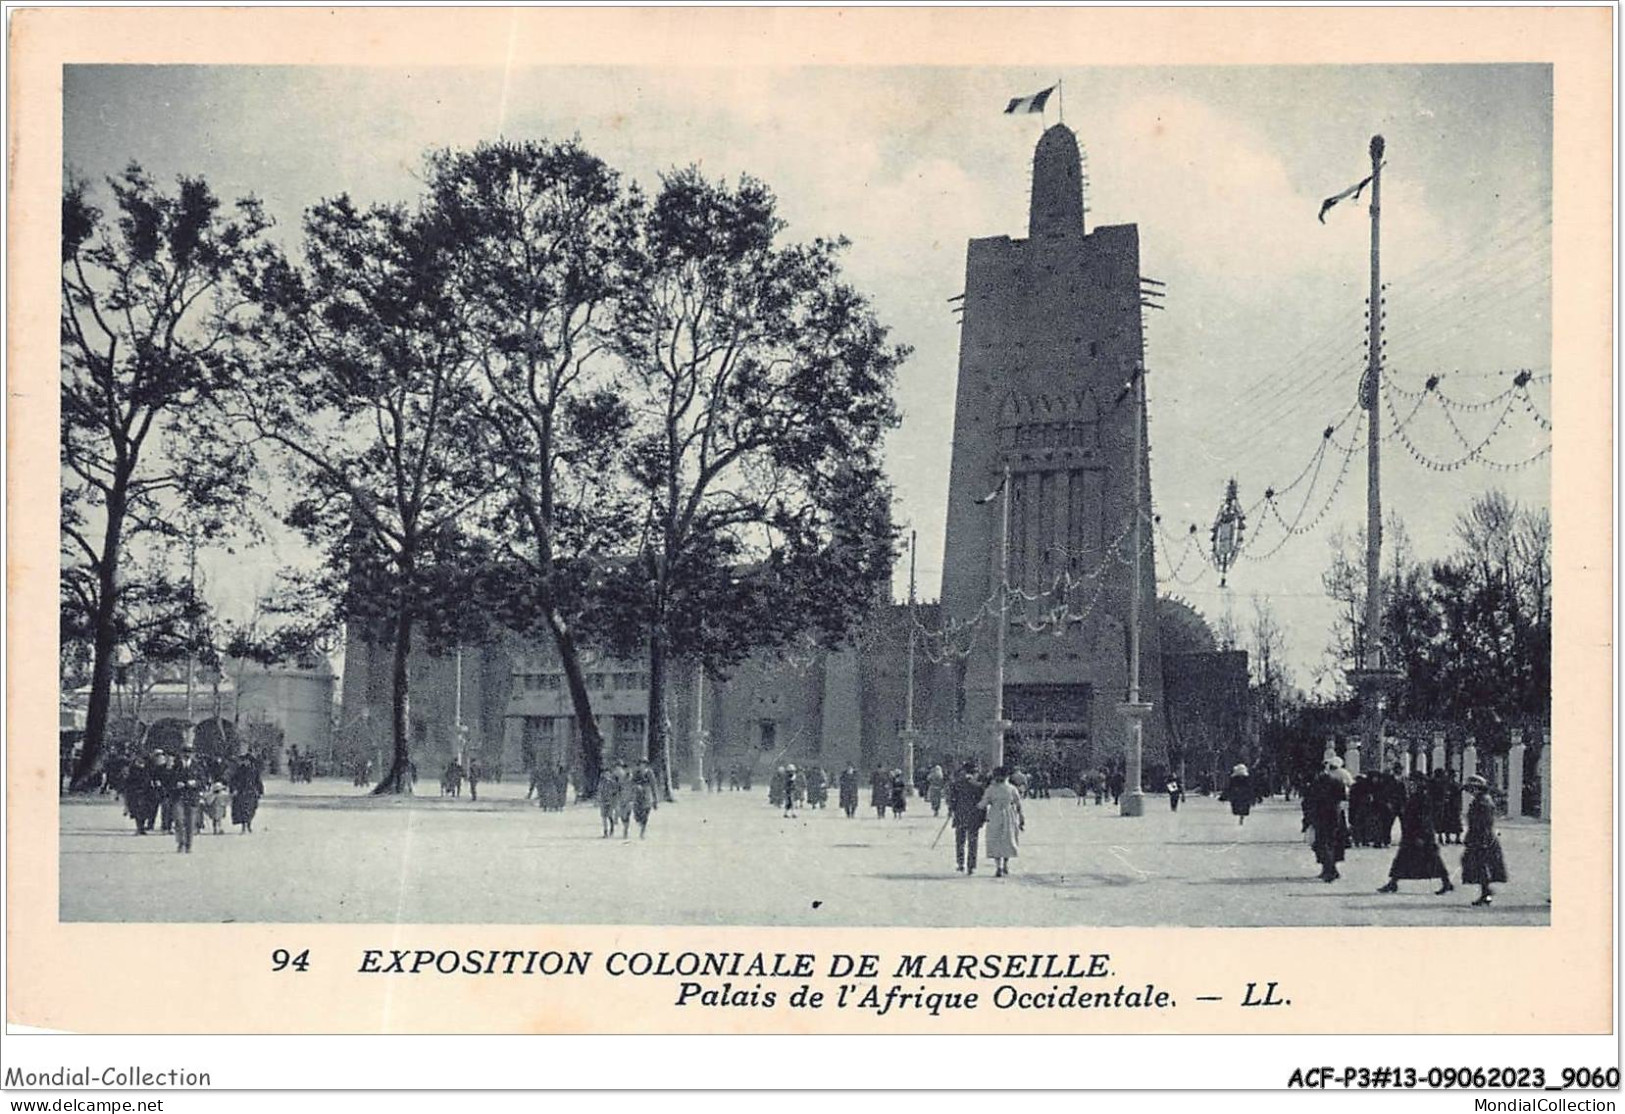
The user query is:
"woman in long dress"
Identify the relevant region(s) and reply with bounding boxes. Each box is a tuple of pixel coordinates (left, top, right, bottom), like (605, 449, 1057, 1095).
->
(1226, 764, 1254, 826)
(1459, 774, 1508, 906)
(978, 767, 1025, 878)
(926, 765, 946, 817)
(1302, 761, 1349, 882)
(228, 753, 264, 834)
(630, 761, 658, 838)
(838, 764, 859, 818)
(599, 763, 626, 837)
(1379, 772, 1453, 895)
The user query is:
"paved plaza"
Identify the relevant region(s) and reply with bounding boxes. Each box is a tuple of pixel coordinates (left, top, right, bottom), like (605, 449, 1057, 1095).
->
(59, 782, 1550, 925)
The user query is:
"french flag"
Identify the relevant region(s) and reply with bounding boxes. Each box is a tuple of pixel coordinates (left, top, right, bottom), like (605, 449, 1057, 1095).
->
(1004, 86, 1056, 115)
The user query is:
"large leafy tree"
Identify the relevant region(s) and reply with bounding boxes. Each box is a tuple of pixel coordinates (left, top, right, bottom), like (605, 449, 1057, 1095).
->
(1325, 492, 1551, 741)
(61, 167, 269, 788)
(1407, 493, 1551, 735)
(225, 195, 492, 793)
(607, 168, 906, 794)
(426, 140, 642, 797)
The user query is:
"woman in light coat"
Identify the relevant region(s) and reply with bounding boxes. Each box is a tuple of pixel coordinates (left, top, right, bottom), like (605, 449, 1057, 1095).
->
(978, 767, 1025, 877)
(1225, 764, 1254, 826)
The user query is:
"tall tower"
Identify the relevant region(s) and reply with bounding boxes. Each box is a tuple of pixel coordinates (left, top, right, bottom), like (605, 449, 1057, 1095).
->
(938, 123, 1167, 773)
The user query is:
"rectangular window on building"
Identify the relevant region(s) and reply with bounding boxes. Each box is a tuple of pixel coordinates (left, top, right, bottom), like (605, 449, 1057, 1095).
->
(521, 716, 563, 770)
(759, 720, 777, 752)
(612, 715, 645, 755)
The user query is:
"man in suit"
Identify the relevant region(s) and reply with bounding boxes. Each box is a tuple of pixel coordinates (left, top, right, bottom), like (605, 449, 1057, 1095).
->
(948, 762, 988, 875)
(167, 741, 208, 853)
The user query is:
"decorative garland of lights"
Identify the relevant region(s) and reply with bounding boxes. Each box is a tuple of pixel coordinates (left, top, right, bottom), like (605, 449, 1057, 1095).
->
(906, 511, 1145, 658)
(1380, 388, 1432, 444)
(1244, 431, 1361, 562)
(1434, 392, 1519, 458)
(1415, 380, 1518, 413)
(1517, 377, 1552, 432)
(1239, 402, 1362, 524)
(1379, 367, 1550, 473)
(1007, 516, 1138, 602)
(1153, 516, 1212, 587)
(1477, 442, 1553, 472)
(924, 362, 1550, 623)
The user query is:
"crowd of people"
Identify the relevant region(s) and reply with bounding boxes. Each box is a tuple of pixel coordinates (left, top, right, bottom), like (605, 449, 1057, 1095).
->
(285, 746, 318, 783)
(1299, 758, 1508, 905)
(1072, 769, 1129, 806)
(112, 739, 266, 851)
(768, 764, 831, 815)
(81, 728, 1513, 906)
(596, 758, 659, 839)
(528, 764, 572, 810)
(746, 756, 1034, 878)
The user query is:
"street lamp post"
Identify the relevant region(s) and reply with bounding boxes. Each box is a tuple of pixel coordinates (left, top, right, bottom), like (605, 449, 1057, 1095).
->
(1117, 365, 1152, 817)
(900, 528, 921, 793)
(984, 466, 1013, 769)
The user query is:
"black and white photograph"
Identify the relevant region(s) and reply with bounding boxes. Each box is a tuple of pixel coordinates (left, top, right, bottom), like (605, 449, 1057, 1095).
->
(51, 56, 1560, 932)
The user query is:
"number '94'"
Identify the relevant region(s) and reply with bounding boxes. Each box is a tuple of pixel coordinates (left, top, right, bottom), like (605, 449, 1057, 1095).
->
(272, 948, 311, 972)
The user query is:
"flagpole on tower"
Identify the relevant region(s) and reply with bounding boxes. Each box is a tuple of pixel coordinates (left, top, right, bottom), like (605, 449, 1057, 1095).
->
(1057, 78, 1065, 124)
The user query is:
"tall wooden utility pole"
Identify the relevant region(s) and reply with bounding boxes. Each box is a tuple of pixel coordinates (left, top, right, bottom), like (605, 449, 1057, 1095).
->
(1347, 134, 1399, 776)
(1363, 133, 1385, 674)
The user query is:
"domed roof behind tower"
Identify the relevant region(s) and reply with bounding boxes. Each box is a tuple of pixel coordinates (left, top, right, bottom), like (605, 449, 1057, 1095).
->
(1158, 596, 1218, 655)
(1029, 123, 1086, 240)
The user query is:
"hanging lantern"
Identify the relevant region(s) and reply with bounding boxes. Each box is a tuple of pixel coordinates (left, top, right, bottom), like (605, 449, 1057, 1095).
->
(1210, 478, 1246, 587)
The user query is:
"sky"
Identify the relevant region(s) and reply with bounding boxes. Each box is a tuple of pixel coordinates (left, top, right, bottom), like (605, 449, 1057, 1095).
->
(63, 64, 1552, 688)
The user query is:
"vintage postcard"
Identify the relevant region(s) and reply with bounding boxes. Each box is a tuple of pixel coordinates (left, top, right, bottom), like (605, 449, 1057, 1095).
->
(5, 6, 1613, 1047)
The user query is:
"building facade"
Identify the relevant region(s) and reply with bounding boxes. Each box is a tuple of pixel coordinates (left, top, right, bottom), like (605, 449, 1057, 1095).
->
(65, 656, 336, 765)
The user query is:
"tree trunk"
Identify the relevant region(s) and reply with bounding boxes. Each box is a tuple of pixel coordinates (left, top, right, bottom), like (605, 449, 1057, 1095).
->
(71, 602, 120, 791)
(372, 605, 415, 795)
(70, 502, 126, 792)
(646, 627, 674, 802)
(546, 611, 605, 799)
